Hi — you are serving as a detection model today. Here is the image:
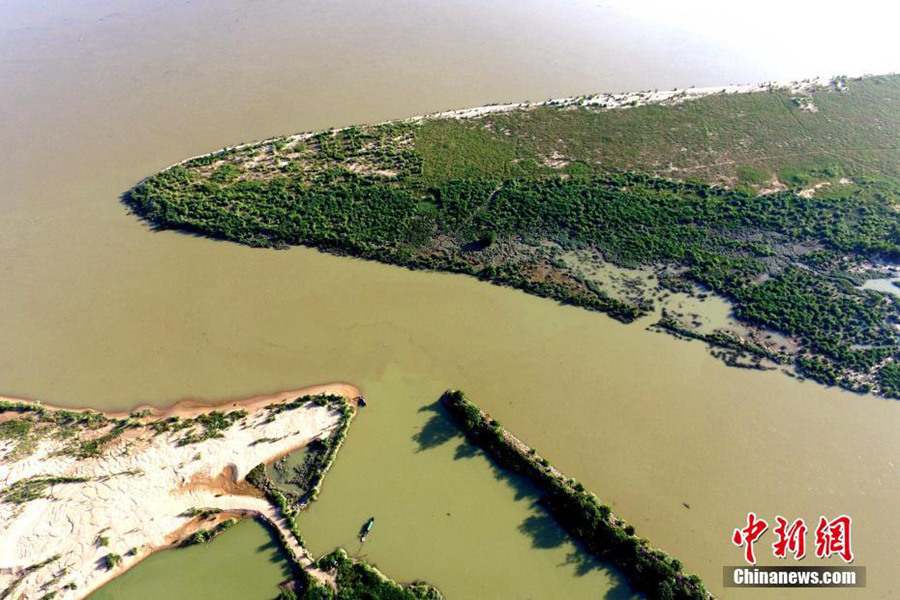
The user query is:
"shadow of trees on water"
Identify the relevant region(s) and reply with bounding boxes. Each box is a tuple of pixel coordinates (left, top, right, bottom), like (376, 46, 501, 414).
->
(412, 401, 462, 452)
(411, 400, 494, 463)
(411, 396, 638, 598)
(453, 441, 480, 460)
(519, 506, 569, 550)
(518, 496, 638, 597)
(252, 518, 301, 578)
(412, 399, 532, 501)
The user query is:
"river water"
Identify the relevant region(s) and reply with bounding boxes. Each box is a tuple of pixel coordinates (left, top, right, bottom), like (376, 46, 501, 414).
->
(3, 1, 900, 598)
(87, 519, 292, 600)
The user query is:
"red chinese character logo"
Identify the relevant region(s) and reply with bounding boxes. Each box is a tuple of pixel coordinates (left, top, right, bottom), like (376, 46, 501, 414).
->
(814, 515, 854, 563)
(772, 516, 807, 560)
(732, 512, 768, 564)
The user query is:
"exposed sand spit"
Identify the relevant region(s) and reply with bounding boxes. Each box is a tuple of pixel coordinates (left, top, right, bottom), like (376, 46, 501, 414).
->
(0, 383, 359, 599)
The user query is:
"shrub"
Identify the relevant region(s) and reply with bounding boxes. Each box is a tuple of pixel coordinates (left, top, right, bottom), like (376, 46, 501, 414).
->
(103, 553, 122, 570)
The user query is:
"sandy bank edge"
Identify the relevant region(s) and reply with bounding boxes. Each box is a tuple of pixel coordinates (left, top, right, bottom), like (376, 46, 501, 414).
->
(0, 382, 361, 599)
(157, 72, 889, 172)
(0, 381, 362, 421)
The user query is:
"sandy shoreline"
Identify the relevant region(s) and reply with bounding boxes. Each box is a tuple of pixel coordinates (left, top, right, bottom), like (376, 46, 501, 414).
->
(156, 73, 878, 173)
(0, 381, 361, 421)
(0, 383, 359, 599)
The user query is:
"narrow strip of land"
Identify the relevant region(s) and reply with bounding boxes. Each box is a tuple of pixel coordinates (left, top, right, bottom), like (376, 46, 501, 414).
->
(126, 74, 900, 399)
(441, 390, 711, 600)
(0, 384, 357, 599)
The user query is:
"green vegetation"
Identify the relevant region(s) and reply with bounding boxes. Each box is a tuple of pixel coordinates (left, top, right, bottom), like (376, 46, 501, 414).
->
(186, 518, 238, 546)
(0, 418, 36, 459)
(0, 476, 90, 505)
(877, 361, 900, 396)
(248, 395, 353, 548)
(127, 75, 900, 398)
(441, 390, 709, 600)
(307, 550, 441, 600)
(102, 553, 122, 570)
(735, 165, 769, 187)
(181, 507, 223, 519)
(76, 429, 124, 458)
(413, 76, 900, 187)
(0, 399, 131, 460)
(266, 393, 345, 417)
(655, 316, 790, 368)
(176, 410, 247, 446)
(0, 419, 32, 440)
(0, 399, 115, 428)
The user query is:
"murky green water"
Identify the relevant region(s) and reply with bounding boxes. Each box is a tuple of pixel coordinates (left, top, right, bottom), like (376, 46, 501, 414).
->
(3, 1, 900, 599)
(268, 446, 312, 496)
(299, 367, 635, 599)
(862, 276, 900, 298)
(88, 520, 291, 600)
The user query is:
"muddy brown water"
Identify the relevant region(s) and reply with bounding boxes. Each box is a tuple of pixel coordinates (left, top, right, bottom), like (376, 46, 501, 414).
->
(2, 1, 900, 598)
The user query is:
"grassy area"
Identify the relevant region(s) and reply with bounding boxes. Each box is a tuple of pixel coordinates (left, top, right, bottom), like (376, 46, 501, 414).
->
(414, 75, 900, 188)
(175, 410, 247, 446)
(185, 517, 237, 546)
(127, 75, 900, 397)
(0, 476, 90, 505)
(0, 399, 130, 461)
(0, 418, 37, 459)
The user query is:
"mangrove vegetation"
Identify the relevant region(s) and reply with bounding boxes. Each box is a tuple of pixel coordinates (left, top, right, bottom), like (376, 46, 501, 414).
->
(127, 75, 900, 398)
(441, 390, 709, 600)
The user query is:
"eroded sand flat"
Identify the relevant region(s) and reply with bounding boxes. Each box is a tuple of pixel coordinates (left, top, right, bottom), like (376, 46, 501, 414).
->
(0, 383, 358, 599)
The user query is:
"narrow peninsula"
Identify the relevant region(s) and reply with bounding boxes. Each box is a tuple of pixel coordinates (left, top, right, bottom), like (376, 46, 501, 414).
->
(441, 390, 710, 600)
(128, 74, 900, 398)
(0, 386, 440, 600)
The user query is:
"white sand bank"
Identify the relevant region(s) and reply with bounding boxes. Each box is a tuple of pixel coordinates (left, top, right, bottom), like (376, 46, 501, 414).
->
(0, 383, 359, 599)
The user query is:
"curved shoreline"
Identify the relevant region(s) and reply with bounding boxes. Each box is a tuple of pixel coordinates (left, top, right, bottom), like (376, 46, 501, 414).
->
(0, 381, 362, 420)
(85, 509, 290, 599)
(126, 72, 900, 400)
(156, 73, 869, 175)
(0, 384, 360, 599)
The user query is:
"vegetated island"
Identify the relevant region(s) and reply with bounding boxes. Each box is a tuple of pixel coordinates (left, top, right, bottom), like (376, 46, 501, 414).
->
(127, 73, 900, 398)
(441, 390, 710, 600)
(0, 385, 441, 600)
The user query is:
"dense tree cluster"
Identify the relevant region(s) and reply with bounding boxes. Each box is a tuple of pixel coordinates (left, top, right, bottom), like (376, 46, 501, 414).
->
(129, 163, 900, 393)
(309, 550, 440, 600)
(441, 390, 710, 600)
(126, 75, 900, 397)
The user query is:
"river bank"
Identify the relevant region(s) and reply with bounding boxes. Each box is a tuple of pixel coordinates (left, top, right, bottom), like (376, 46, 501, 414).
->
(0, 383, 362, 422)
(5, 3, 900, 597)
(441, 390, 709, 600)
(159, 75, 837, 174)
(0, 384, 357, 599)
(130, 73, 900, 400)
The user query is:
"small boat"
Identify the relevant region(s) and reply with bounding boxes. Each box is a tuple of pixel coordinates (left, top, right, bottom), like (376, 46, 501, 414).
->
(359, 516, 375, 542)
(356, 396, 368, 407)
